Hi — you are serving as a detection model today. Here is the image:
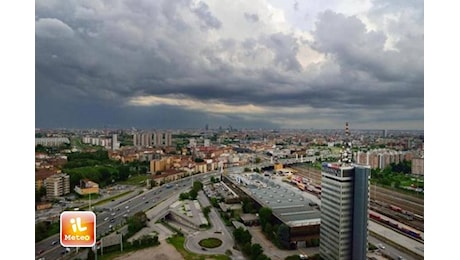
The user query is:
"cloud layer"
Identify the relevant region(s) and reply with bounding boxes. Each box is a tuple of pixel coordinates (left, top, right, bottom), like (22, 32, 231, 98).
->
(36, 0, 423, 130)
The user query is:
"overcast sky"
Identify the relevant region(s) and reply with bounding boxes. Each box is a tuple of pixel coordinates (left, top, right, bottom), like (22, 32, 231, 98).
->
(35, 0, 423, 130)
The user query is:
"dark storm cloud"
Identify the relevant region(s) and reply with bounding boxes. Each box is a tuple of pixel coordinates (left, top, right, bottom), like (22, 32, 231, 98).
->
(35, 0, 423, 129)
(307, 10, 423, 108)
(192, 1, 222, 30)
(263, 33, 302, 72)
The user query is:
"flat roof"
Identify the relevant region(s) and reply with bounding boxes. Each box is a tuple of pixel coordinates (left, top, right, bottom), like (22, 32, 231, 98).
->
(228, 173, 321, 227)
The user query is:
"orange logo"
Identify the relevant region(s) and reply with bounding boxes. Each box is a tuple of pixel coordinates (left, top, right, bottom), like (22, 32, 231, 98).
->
(60, 211, 96, 247)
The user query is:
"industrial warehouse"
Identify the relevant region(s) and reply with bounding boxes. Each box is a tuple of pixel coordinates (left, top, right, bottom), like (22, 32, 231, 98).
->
(222, 172, 321, 248)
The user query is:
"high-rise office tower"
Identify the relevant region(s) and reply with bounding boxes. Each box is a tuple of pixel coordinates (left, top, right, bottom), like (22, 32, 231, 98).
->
(320, 123, 371, 260)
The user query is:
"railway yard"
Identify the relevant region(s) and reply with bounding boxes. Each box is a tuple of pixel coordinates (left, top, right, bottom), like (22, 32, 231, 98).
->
(288, 163, 424, 239)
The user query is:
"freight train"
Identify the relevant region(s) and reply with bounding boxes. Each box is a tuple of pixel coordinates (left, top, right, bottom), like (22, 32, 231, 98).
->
(369, 212, 423, 241)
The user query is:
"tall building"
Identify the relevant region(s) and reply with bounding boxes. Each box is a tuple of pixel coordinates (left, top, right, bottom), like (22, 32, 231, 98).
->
(133, 132, 153, 147)
(112, 134, 120, 150)
(320, 123, 370, 260)
(44, 173, 70, 199)
(153, 131, 172, 147)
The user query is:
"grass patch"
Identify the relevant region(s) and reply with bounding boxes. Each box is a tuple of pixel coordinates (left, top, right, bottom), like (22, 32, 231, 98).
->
(76, 190, 134, 211)
(199, 238, 222, 248)
(119, 174, 151, 186)
(35, 221, 60, 242)
(167, 234, 230, 260)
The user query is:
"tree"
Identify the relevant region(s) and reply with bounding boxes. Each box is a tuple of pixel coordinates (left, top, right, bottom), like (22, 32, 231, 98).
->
(98, 168, 111, 185)
(192, 181, 203, 191)
(255, 157, 261, 163)
(258, 207, 272, 229)
(250, 244, 263, 260)
(263, 222, 273, 239)
(118, 165, 130, 181)
(242, 197, 255, 213)
(203, 206, 211, 216)
(179, 192, 190, 200)
(277, 224, 290, 248)
(127, 212, 148, 236)
(233, 227, 252, 245)
(256, 254, 271, 260)
(189, 189, 198, 200)
(242, 242, 252, 256)
(35, 186, 46, 202)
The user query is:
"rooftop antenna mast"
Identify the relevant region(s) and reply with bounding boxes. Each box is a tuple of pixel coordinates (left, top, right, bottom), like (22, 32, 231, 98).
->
(340, 122, 353, 166)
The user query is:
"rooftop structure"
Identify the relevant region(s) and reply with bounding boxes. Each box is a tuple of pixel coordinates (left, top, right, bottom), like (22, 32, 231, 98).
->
(320, 123, 371, 260)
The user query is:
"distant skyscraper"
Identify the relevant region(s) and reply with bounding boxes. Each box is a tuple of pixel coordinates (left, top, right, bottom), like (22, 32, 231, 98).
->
(153, 131, 172, 147)
(112, 134, 119, 150)
(133, 132, 153, 147)
(320, 123, 371, 260)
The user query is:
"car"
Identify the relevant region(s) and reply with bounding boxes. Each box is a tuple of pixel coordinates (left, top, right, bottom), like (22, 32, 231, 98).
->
(51, 240, 58, 245)
(109, 224, 113, 229)
(125, 206, 129, 209)
(145, 201, 149, 204)
(111, 212, 116, 216)
(377, 243, 385, 249)
(104, 217, 109, 221)
(201, 247, 207, 251)
(37, 249, 45, 255)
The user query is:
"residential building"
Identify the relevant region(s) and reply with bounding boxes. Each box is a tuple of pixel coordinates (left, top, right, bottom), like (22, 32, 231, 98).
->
(412, 158, 424, 175)
(44, 173, 70, 199)
(133, 132, 153, 147)
(35, 137, 70, 147)
(153, 131, 172, 147)
(150, 158, 170, 174)
(112, 134, 120, 150)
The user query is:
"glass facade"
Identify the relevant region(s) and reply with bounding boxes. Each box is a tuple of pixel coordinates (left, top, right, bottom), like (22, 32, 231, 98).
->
(320, 164, 370, 260)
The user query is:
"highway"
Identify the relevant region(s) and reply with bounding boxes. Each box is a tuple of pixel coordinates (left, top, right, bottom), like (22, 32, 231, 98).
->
(34, 157, 302, 260)
(35, 172, 213, 260)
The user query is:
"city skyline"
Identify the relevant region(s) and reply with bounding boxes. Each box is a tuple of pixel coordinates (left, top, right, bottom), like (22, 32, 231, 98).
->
(36, 0, 423, 130)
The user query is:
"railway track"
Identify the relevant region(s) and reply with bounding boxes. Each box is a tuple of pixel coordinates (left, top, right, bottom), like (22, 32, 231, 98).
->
(370, 202, 424, 232)
(370, 185, 424, 216)
(289, 164, 424, 229)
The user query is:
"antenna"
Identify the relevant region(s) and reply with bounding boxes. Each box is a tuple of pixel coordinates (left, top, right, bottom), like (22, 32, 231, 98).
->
(340, 122, 353, 166)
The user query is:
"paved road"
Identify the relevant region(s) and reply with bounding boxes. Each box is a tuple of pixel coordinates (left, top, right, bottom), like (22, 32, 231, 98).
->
(35, 159, 297, 260)
(36, 177, 193, 260)
(184, 191, 244, 259)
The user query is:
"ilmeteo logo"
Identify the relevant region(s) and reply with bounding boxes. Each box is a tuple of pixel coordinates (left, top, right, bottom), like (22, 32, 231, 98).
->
(60, 211, 96, 247)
